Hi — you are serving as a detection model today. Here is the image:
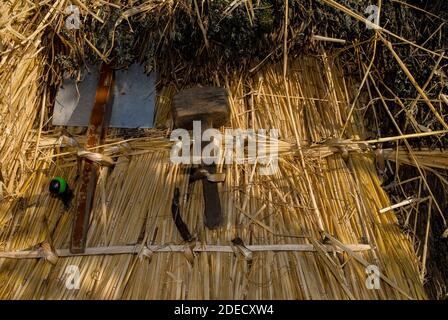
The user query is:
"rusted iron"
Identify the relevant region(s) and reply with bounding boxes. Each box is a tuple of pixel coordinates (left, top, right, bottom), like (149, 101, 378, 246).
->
(171, 187, 193, 242)
(70, 64, 114, 254)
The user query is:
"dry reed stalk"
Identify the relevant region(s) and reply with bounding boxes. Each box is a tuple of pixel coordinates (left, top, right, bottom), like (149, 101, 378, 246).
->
(360, 131, 448, 144)
(384, 148, 448, 172)
(312, 35, 346, 44)
(379, 35, 448, 130)
(391, 0, 447, 21)
(379, 197, 430, 214)
(367, 71, 447, 227)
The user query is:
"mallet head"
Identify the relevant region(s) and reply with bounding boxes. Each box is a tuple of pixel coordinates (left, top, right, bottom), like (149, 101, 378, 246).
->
(172, 86, 230, 130)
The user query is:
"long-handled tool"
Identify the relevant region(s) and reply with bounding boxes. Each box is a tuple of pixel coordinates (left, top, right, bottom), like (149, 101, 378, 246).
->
(70, 64, 114, 253)
(172, 87, 230, 229)
(52, 64, 156, 253)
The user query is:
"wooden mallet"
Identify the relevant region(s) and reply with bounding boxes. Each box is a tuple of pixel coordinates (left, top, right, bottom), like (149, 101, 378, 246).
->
(172, 86, 230, 229)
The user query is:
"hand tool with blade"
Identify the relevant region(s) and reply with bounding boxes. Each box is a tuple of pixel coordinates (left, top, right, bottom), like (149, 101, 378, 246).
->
(52, 63, 156, 253)
(172, 87, 230, 229)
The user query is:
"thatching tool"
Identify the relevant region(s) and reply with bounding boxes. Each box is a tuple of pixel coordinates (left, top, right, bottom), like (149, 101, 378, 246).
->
(172, 87, 230, 229)
(52, 63, 155, 253)
(70, 63, 114, 254)
(171, 187, 193, 242)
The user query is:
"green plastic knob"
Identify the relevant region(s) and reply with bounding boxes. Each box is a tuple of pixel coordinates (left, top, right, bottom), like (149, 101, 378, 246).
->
(49, 177, 68, 195)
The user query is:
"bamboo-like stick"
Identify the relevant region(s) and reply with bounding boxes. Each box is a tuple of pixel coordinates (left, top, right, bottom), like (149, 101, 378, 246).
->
(420, 199, 432, 281)
(379, 197, 430, 214)
(0, 243, 373, 259)
(312, 35, 346, 44)
(359, 131, 448, 144)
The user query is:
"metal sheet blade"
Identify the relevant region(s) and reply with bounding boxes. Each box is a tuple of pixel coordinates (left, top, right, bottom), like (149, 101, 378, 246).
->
(52, 64, 156, 128)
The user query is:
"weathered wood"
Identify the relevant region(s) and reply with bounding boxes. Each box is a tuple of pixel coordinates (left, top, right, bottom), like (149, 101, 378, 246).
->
(0, 243, 373, 259)
(172, 86, 230, 129)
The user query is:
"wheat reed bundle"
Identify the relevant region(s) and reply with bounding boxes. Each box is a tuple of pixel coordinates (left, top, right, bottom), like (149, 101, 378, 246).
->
(0, 55, 427, 300)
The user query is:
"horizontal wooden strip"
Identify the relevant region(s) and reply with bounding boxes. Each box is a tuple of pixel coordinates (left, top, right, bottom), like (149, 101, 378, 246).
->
(0, 243, 372, 259)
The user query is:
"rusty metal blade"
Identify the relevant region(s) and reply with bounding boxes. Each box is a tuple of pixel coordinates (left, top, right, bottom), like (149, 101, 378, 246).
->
(70, 64, 114, 254)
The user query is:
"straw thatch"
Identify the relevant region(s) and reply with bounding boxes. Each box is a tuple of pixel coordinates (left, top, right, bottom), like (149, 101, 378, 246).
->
(1, 0, 447, 299)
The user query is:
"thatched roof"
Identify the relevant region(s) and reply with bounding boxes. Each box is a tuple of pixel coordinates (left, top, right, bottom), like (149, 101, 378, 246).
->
(1, 0, 447, 299)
